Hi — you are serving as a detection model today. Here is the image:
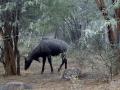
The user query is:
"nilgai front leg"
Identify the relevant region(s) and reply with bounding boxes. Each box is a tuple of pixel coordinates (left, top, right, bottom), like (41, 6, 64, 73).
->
(41, 57, 46, 74)
(48, 56, 54, 73)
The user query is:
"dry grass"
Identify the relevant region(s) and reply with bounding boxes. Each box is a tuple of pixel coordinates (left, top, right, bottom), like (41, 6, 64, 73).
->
(0, 57, 120, 90)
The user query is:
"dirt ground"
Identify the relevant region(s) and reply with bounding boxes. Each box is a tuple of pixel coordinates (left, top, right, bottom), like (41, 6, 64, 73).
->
(0, 58, 120, 90)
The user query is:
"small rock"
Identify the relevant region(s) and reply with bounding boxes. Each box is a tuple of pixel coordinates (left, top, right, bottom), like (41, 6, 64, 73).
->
(62, 68, 81, 80)
(1, 81, 32, 90)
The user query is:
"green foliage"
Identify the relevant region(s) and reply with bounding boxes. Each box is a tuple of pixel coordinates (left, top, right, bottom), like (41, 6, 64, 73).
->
(22, 0, 74, 35)
(0, 1, 21, 28)
(113, 0, 120, 9)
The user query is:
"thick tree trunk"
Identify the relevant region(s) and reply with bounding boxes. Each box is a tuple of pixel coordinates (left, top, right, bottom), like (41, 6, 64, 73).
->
(113, 1, 120, 74)
(95, 0, 117, 47)
(95, 0, 120, 75)
(3, 22, 17, 75)
(0, 0, 21, 75)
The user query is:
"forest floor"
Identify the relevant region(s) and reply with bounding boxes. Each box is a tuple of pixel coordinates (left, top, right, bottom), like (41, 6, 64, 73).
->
(0, 57, 120, 90)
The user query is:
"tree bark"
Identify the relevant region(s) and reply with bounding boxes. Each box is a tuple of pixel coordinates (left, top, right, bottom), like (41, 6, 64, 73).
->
(0, 0, 21, 75)
(3, 22, 17, 75)
(95, 0, 120, 75)
(13, 25, 20, 75)
(95, 0, 117, 47)
(115, 6, 120, 43)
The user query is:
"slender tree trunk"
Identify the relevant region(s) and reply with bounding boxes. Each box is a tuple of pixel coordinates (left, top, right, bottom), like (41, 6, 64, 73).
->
(115, 7, 120, 43)
(13, 25, 20, 75)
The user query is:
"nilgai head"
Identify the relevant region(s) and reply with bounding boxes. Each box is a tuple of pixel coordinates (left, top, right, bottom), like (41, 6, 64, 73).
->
(24, 57, 32, 70)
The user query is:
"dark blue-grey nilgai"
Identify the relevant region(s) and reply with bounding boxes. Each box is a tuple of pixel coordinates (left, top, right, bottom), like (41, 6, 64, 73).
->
(24, 38, 68, 74)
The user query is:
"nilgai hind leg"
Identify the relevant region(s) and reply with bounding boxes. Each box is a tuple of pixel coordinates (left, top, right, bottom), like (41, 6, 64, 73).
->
(58, 53, 67, 72)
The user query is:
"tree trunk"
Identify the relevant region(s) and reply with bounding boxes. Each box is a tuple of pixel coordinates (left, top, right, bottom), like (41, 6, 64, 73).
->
(0, 0, 21, 75)
(95, 0, 120, 75)
(115, 7, 120, 43)
(3, 22, 17, 75)
(95, 0, 117, 47)
(13, 25, 20, 75)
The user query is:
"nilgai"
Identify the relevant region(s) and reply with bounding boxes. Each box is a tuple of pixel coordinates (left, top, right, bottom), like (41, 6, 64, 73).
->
(24, 38, 68, 74)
